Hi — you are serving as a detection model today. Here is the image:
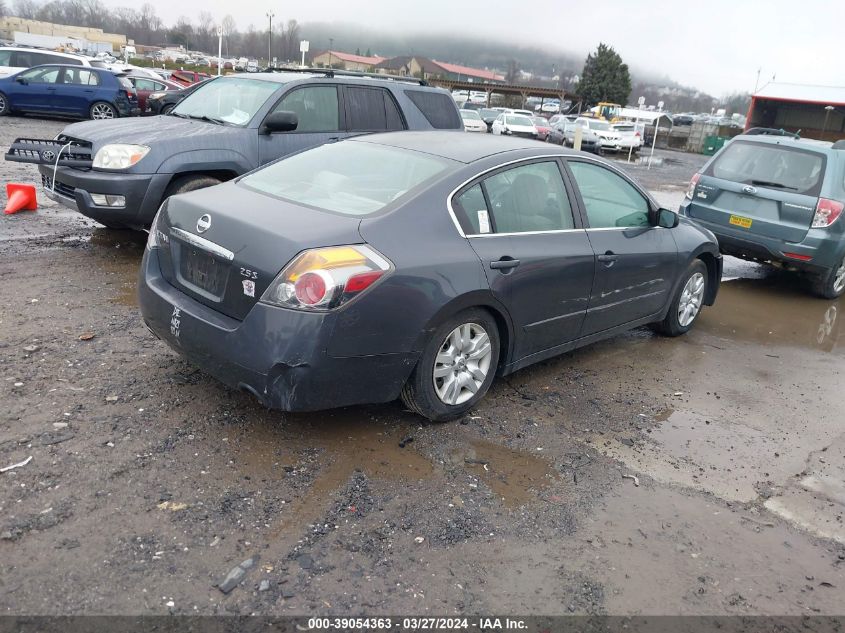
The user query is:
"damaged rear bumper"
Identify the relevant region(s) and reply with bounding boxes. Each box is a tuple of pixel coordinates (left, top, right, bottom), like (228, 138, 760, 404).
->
(137, 248, 417, 412)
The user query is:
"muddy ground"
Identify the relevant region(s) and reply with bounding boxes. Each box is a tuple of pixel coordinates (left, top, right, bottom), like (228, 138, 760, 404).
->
(1, 116, 844, 617)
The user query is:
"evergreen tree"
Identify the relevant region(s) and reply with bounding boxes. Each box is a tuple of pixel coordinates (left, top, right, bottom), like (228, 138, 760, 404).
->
(576, 43, 631, 106)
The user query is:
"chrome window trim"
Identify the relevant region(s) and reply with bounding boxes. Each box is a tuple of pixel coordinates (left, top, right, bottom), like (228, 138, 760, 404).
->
(170, 227, 235, 261)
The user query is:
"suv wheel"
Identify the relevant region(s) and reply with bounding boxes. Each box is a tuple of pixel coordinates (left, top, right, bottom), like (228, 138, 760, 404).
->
(164, 175, 222, 200)
(401, 309, 499, 422)
(652, 260, 708, 336)
(812, 257, 845, 300)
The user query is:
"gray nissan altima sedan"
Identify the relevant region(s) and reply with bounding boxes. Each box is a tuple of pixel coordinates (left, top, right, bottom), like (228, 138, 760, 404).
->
(138, 132, 722, 421)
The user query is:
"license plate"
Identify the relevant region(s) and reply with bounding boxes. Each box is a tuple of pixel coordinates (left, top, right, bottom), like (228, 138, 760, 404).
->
(729, 214, 753, 229)
(182, 249, 225, 295)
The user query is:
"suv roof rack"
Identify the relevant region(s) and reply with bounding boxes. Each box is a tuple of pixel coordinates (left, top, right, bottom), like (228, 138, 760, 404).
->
(744, 127, 801, 139)
(260, 66, 428, 86)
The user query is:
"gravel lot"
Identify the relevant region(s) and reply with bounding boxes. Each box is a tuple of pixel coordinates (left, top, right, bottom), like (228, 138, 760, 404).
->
(1, 115, 844, 617)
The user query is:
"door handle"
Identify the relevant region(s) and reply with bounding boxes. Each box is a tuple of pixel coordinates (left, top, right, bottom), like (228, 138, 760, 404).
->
(490, 258, 520, 271)
(597, 251, 617, 266)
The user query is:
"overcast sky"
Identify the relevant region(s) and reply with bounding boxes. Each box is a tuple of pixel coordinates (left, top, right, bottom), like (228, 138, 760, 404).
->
(145, 0, 843, 96)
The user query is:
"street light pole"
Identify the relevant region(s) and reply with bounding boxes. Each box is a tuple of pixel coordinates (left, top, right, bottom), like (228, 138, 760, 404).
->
(329, 38, 334, 68)
(266, 11, 274, 68)
(822, 105, 835, 139)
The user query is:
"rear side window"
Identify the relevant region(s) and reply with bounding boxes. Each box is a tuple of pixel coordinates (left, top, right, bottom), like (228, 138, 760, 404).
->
(0, 50, 12, 67)
(707, 141, 826, 196)
(46, 54, 80, 65)
(132, 77, 158, 91)
(345, 86, 405, 132)
(405, 90, 462, 129)
(63, 68, 100, 85)
(454, 161, 575, 234)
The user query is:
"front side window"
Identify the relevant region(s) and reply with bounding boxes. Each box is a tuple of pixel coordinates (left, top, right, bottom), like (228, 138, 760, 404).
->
(273, 86, 339, 132)
(568, 161, 650, 228)
(240, 141, 450, 216)
(454, 161, 574, 235)
(18, 66, 60, 84)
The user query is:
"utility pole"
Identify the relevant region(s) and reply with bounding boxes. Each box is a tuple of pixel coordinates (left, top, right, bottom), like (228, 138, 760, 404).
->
(822, 105, 835, 139)
(329, 38, 334, 67)
(266, 10, 274, 68)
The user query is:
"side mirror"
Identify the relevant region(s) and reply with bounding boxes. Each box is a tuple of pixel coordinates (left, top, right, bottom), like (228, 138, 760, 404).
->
(261, 111, 298, 134)
(652, 207, 680, 228)
(15, 77, 28, 85)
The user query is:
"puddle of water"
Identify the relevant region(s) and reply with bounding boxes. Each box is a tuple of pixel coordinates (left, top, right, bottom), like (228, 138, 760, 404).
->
(90, 229, 146, 307)
(462, 439, 558, 508)
(697, 277, 843, 353)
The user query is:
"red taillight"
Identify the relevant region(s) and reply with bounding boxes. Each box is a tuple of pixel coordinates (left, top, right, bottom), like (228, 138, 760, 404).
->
(294, 271, 327, 305)
(634, 131, 641, 137)
(783, 252, 813, 261)
(345, 271, 383, 293)
(685, 173, 701, 200)
(811, 198, 844, 228)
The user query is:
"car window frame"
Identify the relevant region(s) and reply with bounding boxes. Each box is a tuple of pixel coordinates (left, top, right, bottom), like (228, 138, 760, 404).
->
(263, 83, 345, 134)
(561, 156, 658, 231)
(448, 156, 585, 238)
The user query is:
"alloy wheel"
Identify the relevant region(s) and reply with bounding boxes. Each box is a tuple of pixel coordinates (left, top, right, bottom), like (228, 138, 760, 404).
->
(92, 103, 115, 119)
(833, 258, 845, 294)
(678, 272, 705, 327)
(0, 94, 7, 113)
(432, 323, 493, 406)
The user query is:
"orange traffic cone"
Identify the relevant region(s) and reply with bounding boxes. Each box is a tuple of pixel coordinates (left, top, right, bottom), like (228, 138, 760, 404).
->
(4, 183, 38, 215)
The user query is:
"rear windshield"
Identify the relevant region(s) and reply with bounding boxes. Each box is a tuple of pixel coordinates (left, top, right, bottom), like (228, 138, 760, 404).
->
(240, 141, 451, 216)
(405, 90, 462, 129)
(707, 140, 826, 196)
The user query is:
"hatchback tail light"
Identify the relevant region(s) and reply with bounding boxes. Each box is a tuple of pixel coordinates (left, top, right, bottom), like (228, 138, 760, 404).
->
(811, 198, 844, 228)
(685, 173, 701, 200)
(260, 245, 392, 311)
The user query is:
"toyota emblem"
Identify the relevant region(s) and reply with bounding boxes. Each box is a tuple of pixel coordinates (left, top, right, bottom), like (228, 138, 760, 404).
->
(196, 214, 211, 233)
(42, 150, 56, 162)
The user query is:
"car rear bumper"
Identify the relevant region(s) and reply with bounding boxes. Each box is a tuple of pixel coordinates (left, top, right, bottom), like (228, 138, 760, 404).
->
(679, 199, 843, 273)
(138, 248, 417, 412)
(38, 165, 171, 227)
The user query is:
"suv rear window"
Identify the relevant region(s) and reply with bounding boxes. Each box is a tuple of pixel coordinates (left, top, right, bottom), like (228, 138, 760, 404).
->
(405, 90, 462, 130)
(707, 140, 826, 196)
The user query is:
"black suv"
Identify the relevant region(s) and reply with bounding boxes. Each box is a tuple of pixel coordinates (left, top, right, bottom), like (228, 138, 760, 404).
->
(6, 69, 463, 228)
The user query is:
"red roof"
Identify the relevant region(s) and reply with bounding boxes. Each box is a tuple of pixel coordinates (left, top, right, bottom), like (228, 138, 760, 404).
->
(431, 60, 504, 82)
(323, 50, 386, 65)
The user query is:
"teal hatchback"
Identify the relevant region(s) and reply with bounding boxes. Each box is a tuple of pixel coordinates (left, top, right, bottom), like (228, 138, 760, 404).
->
(680, 135, 845, 298)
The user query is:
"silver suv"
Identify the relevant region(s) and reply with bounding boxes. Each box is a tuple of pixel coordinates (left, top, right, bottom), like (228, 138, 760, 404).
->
(680, 135, 845, 298)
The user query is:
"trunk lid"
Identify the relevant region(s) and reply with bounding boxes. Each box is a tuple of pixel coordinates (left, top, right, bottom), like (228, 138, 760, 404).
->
(687, 139, 826, 243)
(157, 181, 363, 321)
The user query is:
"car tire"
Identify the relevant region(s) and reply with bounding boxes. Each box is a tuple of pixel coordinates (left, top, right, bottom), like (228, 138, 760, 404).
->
(90, 102, 117, 120)
(651, 259, 708, 337)
(161, 104, 175, 115)
(811, 256, 845, 300)
(401, 308, 500, 422)
(0, 91, 9, 116)
(164, 174, 222, 200)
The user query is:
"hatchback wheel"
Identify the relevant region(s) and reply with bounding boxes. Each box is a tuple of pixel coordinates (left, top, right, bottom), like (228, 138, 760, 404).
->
(652, 259, 708, 336)
(0, 92, 9, 116)
(90, 102, 117, 120)
(812, 256, 845, 300)
(401, 309, 499, 422)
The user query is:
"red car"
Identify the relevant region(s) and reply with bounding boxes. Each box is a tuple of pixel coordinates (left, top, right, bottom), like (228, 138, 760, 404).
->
(532, 116, 552, 141)
(125, 75, 183, 114)
(169, 70, 211, 87)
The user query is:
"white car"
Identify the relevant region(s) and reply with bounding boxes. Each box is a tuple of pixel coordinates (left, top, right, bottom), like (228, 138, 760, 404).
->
(0, 46, 107, 79)
(491, 113, 538, 139)
(575, 117, 624, 152)
(610, 122, 644, 152)
(460, 109, 487, 133)
(537, 101, 561, 113)
(505, 108, 535, 118)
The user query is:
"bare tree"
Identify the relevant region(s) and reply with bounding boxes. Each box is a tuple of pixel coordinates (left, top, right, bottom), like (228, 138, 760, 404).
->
(13, 0, 37, 18)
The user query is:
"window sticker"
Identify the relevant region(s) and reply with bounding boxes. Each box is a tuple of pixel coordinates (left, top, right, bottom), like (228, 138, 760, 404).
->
(477, 209, 491, 234)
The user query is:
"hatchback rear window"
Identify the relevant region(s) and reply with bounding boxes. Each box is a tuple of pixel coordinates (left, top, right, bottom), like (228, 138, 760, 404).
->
(240, 141, 451, 216)
(707, 141, 826, 196)
(405, 90, 462, 129)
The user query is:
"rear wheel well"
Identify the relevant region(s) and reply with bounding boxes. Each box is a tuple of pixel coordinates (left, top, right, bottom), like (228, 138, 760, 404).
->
(474, 305, 511, 372)
(697, 252, 719, 304)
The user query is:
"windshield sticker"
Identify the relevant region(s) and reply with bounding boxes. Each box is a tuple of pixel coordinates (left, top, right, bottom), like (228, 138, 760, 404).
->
(477, 209, 491, 234)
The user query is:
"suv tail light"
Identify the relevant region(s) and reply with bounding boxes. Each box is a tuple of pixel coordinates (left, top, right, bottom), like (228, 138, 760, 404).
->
(260, 245, 392, 311)
(811, 198, 844, 228)
(685, 173, 701, 200)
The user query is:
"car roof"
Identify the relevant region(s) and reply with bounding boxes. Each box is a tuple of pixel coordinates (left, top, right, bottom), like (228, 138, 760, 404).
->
(350, 131, 575, 163)
(731, 134, 834, 152)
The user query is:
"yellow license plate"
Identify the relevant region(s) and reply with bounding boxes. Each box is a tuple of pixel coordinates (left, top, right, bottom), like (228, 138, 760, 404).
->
(729, 214, 753, 228)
